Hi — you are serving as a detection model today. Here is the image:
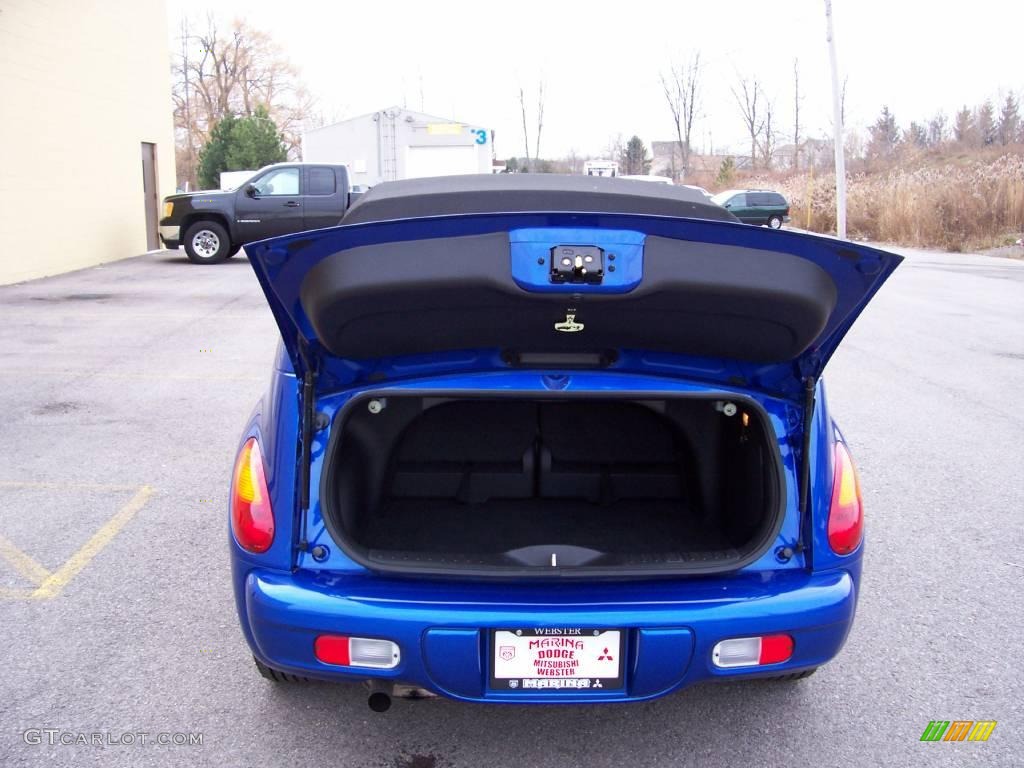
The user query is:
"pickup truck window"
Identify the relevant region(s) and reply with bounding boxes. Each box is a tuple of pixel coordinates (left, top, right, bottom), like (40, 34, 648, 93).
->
(308, 167, 336, 196)
(253, 168, 300, 196)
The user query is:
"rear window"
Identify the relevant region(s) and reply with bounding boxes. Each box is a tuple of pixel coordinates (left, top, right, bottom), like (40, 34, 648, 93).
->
(750, 192, 786, 206)
(308, 167, 336, 196)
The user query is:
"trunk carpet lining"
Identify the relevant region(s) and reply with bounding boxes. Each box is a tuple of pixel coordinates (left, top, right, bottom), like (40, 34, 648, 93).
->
(362, 498, 729, 555)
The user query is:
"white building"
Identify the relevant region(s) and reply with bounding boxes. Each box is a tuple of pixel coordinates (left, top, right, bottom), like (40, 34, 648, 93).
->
(302, 107, 493, 187)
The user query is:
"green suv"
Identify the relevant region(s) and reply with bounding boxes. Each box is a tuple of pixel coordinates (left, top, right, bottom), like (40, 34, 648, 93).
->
(711, 189, 790, 229)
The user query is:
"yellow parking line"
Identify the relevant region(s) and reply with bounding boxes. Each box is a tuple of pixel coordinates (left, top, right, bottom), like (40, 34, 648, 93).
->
(0, 587, 35, 600)
(0, 533, 51, 586)
(31, 485, 154, 600)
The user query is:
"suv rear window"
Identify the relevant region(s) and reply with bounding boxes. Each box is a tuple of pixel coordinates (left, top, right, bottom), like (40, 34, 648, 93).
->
(308, 167, 336, 196)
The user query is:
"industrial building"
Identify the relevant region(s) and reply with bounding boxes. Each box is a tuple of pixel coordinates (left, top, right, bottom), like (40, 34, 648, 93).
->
(0, 0, 176, 284)
(302, 107, 494, 187)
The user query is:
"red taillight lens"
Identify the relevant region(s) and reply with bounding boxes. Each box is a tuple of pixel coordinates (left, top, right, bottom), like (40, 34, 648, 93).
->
(314, 635, 351, 666)
(712, 634, 794, 667)
(827, 442, 863, 555)
(314, 634, 400, 668)
(758, 634, 794, 664)
(231, 438, 274, 553)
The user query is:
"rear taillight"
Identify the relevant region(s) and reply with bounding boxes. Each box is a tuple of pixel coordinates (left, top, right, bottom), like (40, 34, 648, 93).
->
(827, 441, 863, 555)
(231, 438, 274, 553)
(314, 634, 400, 669)
(712, 634, 794, 668)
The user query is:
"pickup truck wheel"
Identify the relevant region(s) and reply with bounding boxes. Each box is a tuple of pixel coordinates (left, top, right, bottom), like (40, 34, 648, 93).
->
(227, 245, 242, 258)
(767, 215, 783, 229)
(184, 221, 231, 264)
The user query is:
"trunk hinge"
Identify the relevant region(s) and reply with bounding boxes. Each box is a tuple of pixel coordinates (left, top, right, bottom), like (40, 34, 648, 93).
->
(794, 376, 816, 556)
(296, 347, 318, 554)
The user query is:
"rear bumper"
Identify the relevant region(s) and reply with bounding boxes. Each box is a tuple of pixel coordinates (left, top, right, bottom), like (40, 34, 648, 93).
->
(237, 565, 859, 703)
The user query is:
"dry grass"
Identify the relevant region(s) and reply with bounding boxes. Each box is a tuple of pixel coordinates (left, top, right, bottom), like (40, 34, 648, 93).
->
(743, 151, 1024, 251)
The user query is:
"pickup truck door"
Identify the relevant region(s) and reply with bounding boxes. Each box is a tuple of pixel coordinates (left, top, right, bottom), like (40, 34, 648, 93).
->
(302, 166, 346, 231)
(233, 166, 304, 243)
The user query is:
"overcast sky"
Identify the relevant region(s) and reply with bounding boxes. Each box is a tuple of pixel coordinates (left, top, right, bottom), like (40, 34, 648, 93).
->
(167, 0, 1024, 159)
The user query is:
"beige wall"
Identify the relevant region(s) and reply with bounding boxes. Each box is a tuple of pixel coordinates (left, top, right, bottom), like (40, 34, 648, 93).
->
(0, 0, 176, 285)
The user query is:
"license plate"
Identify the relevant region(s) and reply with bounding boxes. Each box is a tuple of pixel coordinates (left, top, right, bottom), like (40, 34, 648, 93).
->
(490, 629, 624, 691)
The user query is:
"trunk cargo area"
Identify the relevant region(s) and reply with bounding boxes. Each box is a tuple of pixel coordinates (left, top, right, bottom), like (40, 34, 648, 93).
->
(322, 396, 783, 575)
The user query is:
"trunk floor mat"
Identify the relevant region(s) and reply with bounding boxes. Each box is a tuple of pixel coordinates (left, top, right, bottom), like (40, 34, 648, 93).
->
(362, 498, 729, 555)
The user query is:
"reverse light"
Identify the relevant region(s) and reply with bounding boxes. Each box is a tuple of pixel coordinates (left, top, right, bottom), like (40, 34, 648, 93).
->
(230, 438, 274, 553)
(314, 635, 400, 669)
(712, 634, 794, 668)
(828, 441, 864, 555)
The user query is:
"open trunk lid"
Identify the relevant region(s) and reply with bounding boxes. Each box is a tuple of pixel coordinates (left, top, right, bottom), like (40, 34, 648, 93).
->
(246, 176, 901, 400)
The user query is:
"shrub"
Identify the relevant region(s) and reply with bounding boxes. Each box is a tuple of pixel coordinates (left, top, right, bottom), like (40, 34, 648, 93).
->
(746, 153, 1024, 250)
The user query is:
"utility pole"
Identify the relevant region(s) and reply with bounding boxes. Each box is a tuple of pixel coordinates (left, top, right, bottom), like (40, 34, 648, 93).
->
(824, 0, 847, 238)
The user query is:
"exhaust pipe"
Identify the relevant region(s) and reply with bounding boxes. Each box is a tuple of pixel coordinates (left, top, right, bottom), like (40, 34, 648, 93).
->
(366, 681, 392, 713)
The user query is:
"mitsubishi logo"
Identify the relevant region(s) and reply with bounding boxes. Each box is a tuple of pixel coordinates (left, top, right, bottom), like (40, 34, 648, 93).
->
(554, 310, 584, 333)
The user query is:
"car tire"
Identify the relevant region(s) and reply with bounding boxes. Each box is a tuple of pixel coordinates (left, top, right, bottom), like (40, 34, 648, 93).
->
(767, 215, 783, 230)
(183, 221, 232, 264)
(253, 656, 307, 683)
(227, 245, 242, 258)
(764, 668, 817, 681)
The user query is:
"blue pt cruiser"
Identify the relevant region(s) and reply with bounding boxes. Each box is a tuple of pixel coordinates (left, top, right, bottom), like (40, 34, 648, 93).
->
(230, 175, 901, 709)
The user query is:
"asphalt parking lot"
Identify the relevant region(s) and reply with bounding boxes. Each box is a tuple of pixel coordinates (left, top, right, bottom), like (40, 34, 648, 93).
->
(0, 245, 1021, 768)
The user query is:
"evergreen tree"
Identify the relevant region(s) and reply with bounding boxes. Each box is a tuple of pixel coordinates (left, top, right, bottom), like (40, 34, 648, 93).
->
(197, 113, 238, 190)
(953, 106, 975, 144)
(716, 157, 736, 186)
(927, 111, 948, 146)
(619, 136, 653, 175)
(997, 94, 1020, 145)
(226, 105, 288, 170)
(976, 101, 997, 146)
(907, 121, 928, 148)
(197, 107, 287, 189)
(866, 106, 900, 159)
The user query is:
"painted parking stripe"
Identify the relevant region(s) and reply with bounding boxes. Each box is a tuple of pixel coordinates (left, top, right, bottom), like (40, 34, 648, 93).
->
(31, 485, 153, 600)
(0, 484, 154, 600)
(0, 533, 51, 585)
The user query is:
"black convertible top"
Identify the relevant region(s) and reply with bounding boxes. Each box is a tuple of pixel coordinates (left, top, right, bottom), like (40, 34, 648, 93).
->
(342, 174, 735, 225)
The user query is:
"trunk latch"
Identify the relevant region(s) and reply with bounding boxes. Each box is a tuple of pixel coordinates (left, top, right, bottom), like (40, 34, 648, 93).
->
(550, 245, 604, 284)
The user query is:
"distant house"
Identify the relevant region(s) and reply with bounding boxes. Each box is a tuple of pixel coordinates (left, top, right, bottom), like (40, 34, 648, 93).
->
(302, 107, 494, 187)
(651, 141, 752, 186)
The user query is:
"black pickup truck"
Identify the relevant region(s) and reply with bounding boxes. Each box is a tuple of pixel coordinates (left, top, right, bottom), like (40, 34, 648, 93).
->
(160, 163, 353, 264)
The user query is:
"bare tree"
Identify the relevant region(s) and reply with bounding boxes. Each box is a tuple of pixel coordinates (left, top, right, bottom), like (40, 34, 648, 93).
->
(605, 133, 625, 166)
(659, 52, 701, 181)
(759, 97, 778, 169)
(172, 15, 316, 188)
(519, 86, 531, 172)
(732, 74, 764, 170)
(518, 79, 547, 172)
(535, 80, 546, 163)
(793, 59, 802, 170)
